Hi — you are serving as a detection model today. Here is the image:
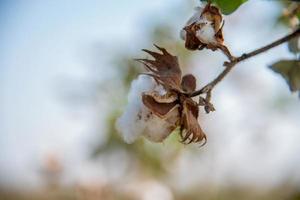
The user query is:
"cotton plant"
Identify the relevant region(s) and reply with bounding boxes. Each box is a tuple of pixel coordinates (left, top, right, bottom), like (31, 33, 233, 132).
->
(116, 0, 300, 146)
(116, 45, 207, 145)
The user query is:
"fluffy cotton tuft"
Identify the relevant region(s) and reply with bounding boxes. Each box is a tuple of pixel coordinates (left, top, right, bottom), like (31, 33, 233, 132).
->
(115, 75, 154, 143)
(116, 75, 178, 143)
(195, 21, 217, 44)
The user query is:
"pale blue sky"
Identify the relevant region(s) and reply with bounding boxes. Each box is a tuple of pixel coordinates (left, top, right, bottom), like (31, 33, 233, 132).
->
(0, 0, 183, 187)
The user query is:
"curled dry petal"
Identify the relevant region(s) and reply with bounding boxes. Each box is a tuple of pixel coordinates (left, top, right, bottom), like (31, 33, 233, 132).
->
(142, 93, 179, 119)
(136, 44, 182, 91)
(143, 90, 178, 103)
(180, 97, 207, 145)
(215, 21, 225, 44)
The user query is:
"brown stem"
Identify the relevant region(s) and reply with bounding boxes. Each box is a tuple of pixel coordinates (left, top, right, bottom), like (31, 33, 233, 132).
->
(189, 28, 300, 97)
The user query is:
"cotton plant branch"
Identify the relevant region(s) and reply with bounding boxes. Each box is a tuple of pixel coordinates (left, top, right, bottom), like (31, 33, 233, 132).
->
(118, 3, 300, 145)
(188, 27, 300, 99)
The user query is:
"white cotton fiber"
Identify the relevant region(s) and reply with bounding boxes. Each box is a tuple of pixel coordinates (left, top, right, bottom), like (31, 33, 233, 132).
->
(195, 21, 217, 44)
(115, 75, 179, 143)
(115, 75, 155, 143)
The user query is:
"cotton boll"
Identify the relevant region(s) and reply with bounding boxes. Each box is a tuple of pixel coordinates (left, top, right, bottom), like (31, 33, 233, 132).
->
(116, 75, 179, 143)
(181, 5, 222, 45)
(181, 16, 217, 44)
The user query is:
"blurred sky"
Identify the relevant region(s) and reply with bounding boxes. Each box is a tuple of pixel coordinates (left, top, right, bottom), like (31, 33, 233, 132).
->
(0, 0, 300, 191)
(0, 0, 183, 188)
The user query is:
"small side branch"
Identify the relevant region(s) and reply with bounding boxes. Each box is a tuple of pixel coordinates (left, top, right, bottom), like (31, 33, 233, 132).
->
(189, 28, 300, 98)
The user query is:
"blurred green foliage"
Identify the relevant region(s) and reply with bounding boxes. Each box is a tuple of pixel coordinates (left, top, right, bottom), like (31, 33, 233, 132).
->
(201, 0, 248, 15)
(272, 1, 300, 98)
(288, 37, 300, 54)
(277, 1, 300, 28)
(270, 60, 300, 97)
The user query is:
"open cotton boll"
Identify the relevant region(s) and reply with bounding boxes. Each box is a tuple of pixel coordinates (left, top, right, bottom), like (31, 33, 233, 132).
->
(181, 4, 222, 45)
(116, 75, 179, 143)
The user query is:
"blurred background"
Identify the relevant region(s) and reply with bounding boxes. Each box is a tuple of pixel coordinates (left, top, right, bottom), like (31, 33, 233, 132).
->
(1, 0, 300, 199)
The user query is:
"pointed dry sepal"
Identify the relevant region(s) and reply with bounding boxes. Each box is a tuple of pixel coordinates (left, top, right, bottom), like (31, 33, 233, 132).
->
(136, 44, 182, 91)
(180, 97, 207, 145)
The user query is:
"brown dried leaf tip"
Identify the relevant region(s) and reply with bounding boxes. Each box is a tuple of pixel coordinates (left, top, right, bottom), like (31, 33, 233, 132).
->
(136, 45, 207, 145)
(181, 3, 234, 61)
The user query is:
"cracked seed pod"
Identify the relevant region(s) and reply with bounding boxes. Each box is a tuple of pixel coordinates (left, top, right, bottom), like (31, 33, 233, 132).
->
(180, 3, 232, 59)
(116, 45, 207, 145)
(181, 74, 197, 93)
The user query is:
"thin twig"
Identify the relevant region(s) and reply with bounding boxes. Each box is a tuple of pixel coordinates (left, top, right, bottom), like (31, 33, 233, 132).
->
(189, 27, 300, 97)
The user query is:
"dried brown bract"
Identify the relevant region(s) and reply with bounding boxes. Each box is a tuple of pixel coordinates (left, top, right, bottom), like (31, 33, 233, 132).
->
(137, 45, 207, 145)
(136, 44, 182, 92)
(180, 96, 206, 144)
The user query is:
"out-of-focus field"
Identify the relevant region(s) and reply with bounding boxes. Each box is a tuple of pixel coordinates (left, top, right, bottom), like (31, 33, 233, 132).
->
(1, 186, 300, 200)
